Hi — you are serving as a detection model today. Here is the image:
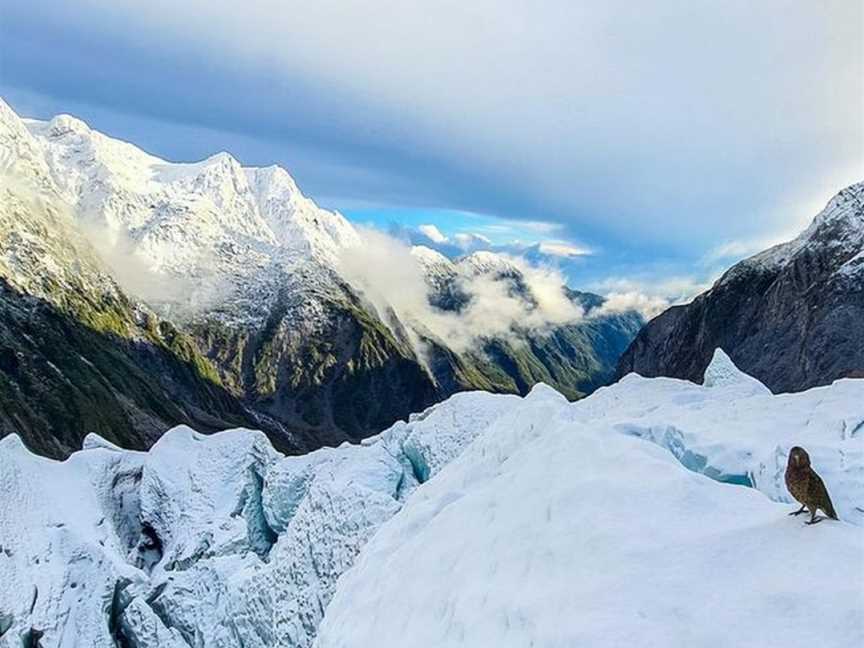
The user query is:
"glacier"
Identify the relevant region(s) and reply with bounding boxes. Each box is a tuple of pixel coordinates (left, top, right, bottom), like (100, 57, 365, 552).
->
(0, 391, 522, 648)
(317, 355, 864, 647)
(1, 352, 862, 647)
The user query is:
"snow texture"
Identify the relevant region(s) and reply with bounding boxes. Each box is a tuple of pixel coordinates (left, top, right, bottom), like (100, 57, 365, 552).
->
(2, 353, 862, 647)
(317, 367, 864, 648)
(0, 393, 521, 648)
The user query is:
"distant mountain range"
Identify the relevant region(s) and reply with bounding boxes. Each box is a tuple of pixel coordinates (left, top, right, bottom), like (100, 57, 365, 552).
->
(0, 99, 642, 458)
(618, 181, 864, 392)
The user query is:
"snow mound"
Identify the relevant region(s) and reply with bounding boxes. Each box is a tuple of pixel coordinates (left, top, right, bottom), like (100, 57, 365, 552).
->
(316, 379, 864, 648)
(702, 348, 771, 395)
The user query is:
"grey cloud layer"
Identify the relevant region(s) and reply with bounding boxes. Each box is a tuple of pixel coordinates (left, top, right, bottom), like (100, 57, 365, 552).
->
(1, 0, 861, 258)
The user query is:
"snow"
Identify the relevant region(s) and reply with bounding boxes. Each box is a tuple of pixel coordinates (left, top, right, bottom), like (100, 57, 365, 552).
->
(456, 250, 521, 277)
(1, 98, 360, 327)
(2, 356, 862, 647)
(317, 367, 864, 648)
(574, 352, 864, 524)
(410, 244, 454, 269)
(0, 391, 521, 648)
(701, 347, 771, 395)
(718, 181, 864, 285)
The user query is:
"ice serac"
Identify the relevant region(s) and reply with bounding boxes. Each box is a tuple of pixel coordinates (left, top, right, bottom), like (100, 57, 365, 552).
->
(701, 347, 771, 395)
(579, 352, 864, 521)
(0, 390, 523, 648)
(316, 370, 864, 648)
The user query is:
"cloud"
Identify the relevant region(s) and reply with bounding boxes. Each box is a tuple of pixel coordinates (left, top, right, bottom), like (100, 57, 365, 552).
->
(2, 0, 859, 265)
(78, 222, 230, 314)
(536, 241, 592, 258)
(453, 232, 491, 250)
(337, 227, 585, 353)
(596, 292, 670, 321)
(417, 224, 447, 244)
(592, 275, 715, 320)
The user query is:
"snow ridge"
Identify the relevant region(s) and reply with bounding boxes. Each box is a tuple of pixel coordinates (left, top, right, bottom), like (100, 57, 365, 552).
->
(721, 181, 864, 283)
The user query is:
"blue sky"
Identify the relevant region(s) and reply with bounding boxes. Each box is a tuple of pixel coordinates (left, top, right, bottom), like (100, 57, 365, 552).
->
(1, 1, 861, 301)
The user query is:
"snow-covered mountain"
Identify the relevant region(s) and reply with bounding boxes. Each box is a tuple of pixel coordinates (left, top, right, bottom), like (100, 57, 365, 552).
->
(11, 102, 360, 325)
(0, 98, 643, 456)
(0, 102, 270, 458)
(619, 181, 864, 392)
(2, 351, 861, 647)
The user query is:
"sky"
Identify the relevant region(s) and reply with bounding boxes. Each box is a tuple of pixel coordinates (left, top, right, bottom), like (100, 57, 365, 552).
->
(1, 0, 861, 301)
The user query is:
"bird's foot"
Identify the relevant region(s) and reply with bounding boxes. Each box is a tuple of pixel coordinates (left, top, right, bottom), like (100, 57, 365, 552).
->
(788, 508, 807, 516)
(805, 517, 824, 526)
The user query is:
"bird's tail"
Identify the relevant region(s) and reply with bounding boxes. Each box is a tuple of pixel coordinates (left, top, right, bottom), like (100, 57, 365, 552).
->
(824, 497, 839, 520)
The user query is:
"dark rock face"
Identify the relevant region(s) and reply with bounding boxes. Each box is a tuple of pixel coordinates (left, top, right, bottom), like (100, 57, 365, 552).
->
(191, 284, 643, 451)
(618, 183, 864, 392)
(190, 289, 441, 451)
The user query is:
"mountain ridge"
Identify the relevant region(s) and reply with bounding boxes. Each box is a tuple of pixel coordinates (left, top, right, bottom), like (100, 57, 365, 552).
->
(618, 181, 864, 392)
(0, 98, 643, 457)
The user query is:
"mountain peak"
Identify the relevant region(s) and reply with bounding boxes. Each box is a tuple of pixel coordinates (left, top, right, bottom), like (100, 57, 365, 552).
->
(410, 245, 452, 267)
(718, 180, 864, 285)
(804, 181, 864, 240)
(457, 250, 520, 277)
(619, 182, 864, 393)
(201, 150, 238, 167)
(0, 97, 20, 126)
(46, 113, 91, 138)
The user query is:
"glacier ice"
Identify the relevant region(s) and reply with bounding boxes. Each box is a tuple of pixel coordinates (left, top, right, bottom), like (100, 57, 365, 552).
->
(1, 354, 863, 647)
(701, 347, 771, 395)
(0, 392, 522, 648)
(317, 369, 864, 648)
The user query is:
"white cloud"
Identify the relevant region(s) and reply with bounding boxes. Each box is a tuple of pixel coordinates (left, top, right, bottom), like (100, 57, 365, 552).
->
(453, 232, 491, 249)
(337, 228, 585, 354)
(537, 241, 592, 258)
(592, 275, 716, 320)
(596, 292, 670, 321)
(417, 223, 448, 244)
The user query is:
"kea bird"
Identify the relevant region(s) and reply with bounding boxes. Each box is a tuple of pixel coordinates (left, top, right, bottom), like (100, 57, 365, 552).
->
(785, 446, 838, 525)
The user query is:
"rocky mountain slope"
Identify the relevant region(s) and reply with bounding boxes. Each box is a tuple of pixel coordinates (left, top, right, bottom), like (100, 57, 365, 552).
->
(0, 98, 641, 456)
(2, 352, 861, 647)
(618, 182, 864, 392)
(408, 246, 642, 399)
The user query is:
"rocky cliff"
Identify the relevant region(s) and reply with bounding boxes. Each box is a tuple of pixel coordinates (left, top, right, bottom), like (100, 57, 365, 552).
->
(618, 182, 864, 392)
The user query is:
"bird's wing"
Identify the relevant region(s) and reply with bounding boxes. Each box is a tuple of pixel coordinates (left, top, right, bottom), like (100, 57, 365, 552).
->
(809, 471, 838, 519)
